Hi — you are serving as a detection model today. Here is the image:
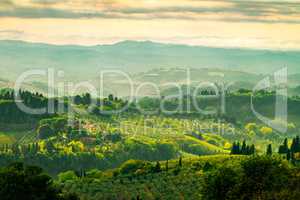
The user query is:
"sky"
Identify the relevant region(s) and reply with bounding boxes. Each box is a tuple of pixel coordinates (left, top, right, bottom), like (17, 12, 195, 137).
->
(0, 0, 300, 50)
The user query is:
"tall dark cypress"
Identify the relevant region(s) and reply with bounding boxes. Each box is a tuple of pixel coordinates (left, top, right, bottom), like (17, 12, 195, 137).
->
(267, 144, 272, 156)
(250, 144, 255, 155)
(287, 149, 291, 161)
(179, 156, 182, 167)
(291, 138, 297, 153)
(296, 136, 300, 152)
(166, 160, 169, 171)
(241, 140, 247, 155)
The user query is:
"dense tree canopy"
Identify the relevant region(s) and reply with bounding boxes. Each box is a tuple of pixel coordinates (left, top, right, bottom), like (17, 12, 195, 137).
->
(0, 163, 79, 200)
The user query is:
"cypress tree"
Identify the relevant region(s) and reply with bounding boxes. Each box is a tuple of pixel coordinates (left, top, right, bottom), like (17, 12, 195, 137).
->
(74, 95, 82, 105)
(291, 138, 297, 153)
(249, 144, 255, 155)
(287, 149, 291, 161)
(283, 138, 289, 152)
(230, 142, 236, 154)
(166, 160, 169, 172)
(267, 144, 272, 156)
(246, 145, 251, 155)
(241, 140, 247, 155)
(237, 142, 241, 154)
(108, 94, 114, 102)
(154, 161, 161, 173)
(279, 138, 289, 154)
(296, 136, 300, 152)
(231, 142, 242, 155)
(179, 156, 182, 167)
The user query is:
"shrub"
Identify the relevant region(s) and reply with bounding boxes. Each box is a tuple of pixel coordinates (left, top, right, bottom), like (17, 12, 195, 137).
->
(37, 124, 55, 139)
(58, 171, 78, 183)
(120, 160, 150, 174)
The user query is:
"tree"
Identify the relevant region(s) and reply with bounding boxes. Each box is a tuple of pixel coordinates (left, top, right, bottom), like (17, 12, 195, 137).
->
(179, 156, 182, 167)
(279, 138, 289, 154)
(108, 94, 114, 101)
(74, 95, 82, 105)
(166, 160, 169, 171)
(287, 149, 291, 161)
(267, 144, 272, 156)
(295, 136, 300, 152)
(82, 93, 91, 105)
(290, 136, 300, 153)
(249, 144, 255, 155)
(284, 138, 289, 151)
(236, 142, 241, 154)
(153, 161, 161, 173)
(241, 140, 247, 155)
(230, 142, 240, 155)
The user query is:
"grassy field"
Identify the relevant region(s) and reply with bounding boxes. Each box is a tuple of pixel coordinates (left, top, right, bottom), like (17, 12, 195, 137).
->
(0, 133, 15, 144)
(0, 130, 36, 145)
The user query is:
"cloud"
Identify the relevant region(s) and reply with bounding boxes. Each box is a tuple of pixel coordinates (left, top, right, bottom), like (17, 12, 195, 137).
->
(0, 7, 105, 18)
(0, 0, 14, 6)
(31, 0, 64, 5)
(0, 30, 24, 34)
(0, 0, 300, 24)
(0, 29, 25, 40)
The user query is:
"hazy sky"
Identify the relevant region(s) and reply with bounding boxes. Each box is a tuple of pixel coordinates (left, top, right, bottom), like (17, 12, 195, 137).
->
(0, 0, 300, 49)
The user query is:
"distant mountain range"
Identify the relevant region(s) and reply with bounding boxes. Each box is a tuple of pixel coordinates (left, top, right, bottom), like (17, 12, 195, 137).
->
(0, 40, 300, 82)
(1, 40, 300, 96)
